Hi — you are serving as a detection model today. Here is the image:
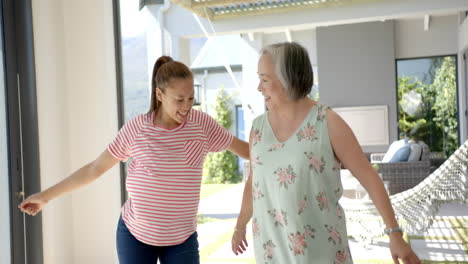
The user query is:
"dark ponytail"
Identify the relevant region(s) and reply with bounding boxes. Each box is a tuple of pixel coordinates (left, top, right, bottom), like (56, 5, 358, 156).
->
(148, 56, 193, 116)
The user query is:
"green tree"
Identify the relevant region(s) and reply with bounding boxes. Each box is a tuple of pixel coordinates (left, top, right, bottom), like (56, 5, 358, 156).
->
(203, 87, 240, 183)
(423, 57, 444, 85)
(431, 56, 458, 156)
(397, 76, 433, 141)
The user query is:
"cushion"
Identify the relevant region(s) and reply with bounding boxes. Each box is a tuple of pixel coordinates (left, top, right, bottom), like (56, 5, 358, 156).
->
(418, 141, 430, 160)
(382, 139, 411, 162)
(407, 143, 423, 161)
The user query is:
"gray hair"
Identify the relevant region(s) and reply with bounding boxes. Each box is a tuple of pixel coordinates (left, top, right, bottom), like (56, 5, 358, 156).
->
(260, 42, 314, 100)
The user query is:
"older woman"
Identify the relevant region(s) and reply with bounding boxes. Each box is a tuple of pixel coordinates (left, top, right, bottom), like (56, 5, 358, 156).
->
(231, 42, 420, 264)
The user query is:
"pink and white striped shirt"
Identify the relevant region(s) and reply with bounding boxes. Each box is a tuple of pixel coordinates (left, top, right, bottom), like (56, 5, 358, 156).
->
(108, 109, 233, 246)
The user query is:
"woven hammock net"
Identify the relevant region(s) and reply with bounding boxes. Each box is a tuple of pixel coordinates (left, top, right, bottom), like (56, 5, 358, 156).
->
(342, 140, 468, 243)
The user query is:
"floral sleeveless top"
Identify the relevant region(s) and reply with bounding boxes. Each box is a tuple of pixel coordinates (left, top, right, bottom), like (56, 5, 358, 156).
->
(251, 103, 353, 264)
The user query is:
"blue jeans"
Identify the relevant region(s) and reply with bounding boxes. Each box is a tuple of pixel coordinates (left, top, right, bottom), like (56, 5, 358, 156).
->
(116, 217, 200, 264)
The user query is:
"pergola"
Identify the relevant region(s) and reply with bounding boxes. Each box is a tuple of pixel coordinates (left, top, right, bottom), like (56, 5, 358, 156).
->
(165, 0, 350, 20)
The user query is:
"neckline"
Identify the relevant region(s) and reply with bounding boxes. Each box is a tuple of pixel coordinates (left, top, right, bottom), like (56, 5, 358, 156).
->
(265, 103, 318, 144)
(148, 111, 188, 132)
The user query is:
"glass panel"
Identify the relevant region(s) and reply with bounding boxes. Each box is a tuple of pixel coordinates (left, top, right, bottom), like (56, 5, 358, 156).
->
(119, 0, 150, 122)
(396, 56, 459, 157)
(236, 105, 245, 174)
(236, 105, 245, 141)
(0, 6, 12, 264)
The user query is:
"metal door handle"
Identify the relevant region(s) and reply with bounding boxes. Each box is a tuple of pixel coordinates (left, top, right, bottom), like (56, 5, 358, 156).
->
(16, 190, 25, 199)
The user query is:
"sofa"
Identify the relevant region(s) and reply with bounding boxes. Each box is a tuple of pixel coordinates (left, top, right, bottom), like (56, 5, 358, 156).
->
(370, 152, 431, 195)
(369, 139, 447, 195)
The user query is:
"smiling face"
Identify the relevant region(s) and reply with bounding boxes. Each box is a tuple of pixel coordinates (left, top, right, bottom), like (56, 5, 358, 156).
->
(156, 78, 194, 127)
(257, 55, 288, 110)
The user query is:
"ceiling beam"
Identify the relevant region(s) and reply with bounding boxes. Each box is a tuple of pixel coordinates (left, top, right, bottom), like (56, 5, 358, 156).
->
(424, 14, 430, 31)
(285, 28, 292, 42)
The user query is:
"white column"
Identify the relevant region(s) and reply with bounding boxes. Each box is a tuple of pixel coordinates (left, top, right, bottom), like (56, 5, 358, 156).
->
(145, 2, 193, 95)
(170, 36, 190, 64)
(63, 0, 121, 263)
(458, 16, 468, 142)
(144, 5, 163, 103)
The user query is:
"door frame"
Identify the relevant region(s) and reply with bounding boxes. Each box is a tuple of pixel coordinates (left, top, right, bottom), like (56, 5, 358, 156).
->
(2, 0, 43, 263)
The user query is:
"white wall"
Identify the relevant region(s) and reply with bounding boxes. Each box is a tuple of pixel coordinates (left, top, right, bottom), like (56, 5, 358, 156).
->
(64, 1, 121, 263)
(395, 15, 458, 59)
(459, 14, 468, 51)
(32, 0, 121, 263)
(317, 21, 396, 153)
(32, 1, 74, 262)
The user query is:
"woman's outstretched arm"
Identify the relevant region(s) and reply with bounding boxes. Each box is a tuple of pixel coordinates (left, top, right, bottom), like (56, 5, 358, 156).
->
(19, 149, 119, 216)
(327, 109, 420, 264)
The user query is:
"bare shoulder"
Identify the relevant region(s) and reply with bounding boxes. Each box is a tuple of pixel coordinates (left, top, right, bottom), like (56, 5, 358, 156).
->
(325, 107, 356, 147)
(326, 108, 347, 131)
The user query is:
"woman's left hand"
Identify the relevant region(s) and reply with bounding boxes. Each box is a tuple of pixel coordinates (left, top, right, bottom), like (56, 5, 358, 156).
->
(389, 234, 421, 264)
(231, 226, 248, 255)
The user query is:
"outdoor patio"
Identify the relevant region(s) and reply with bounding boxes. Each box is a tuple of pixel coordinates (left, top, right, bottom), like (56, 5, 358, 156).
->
(198, 183, 468, 263)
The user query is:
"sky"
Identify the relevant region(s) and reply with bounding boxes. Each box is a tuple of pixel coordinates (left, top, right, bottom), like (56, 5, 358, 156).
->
(119, 0, 148, 38)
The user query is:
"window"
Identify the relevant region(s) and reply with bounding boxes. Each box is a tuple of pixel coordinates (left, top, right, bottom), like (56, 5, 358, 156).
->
(236, 105, 245, 174)
(118, 1, 151, 122)
(116, 0, 153, 201)
(396, 55, 459, 157)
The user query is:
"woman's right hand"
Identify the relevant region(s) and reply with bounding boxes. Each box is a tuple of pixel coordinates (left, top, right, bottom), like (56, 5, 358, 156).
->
(18, 193, 48, 216)
(231, 225, 248, 255)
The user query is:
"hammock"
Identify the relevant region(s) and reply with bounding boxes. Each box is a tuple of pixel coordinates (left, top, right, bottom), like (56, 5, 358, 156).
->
(342, 140, 468, 243)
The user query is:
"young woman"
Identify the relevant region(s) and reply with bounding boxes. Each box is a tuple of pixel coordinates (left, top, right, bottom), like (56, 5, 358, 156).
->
(19, 56, 249, 264)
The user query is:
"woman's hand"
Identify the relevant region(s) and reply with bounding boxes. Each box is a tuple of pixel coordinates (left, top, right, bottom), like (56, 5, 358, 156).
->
(18, 193, 48, 216)
(231, 225, 248, 255)
(390, 234, 421, 264)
